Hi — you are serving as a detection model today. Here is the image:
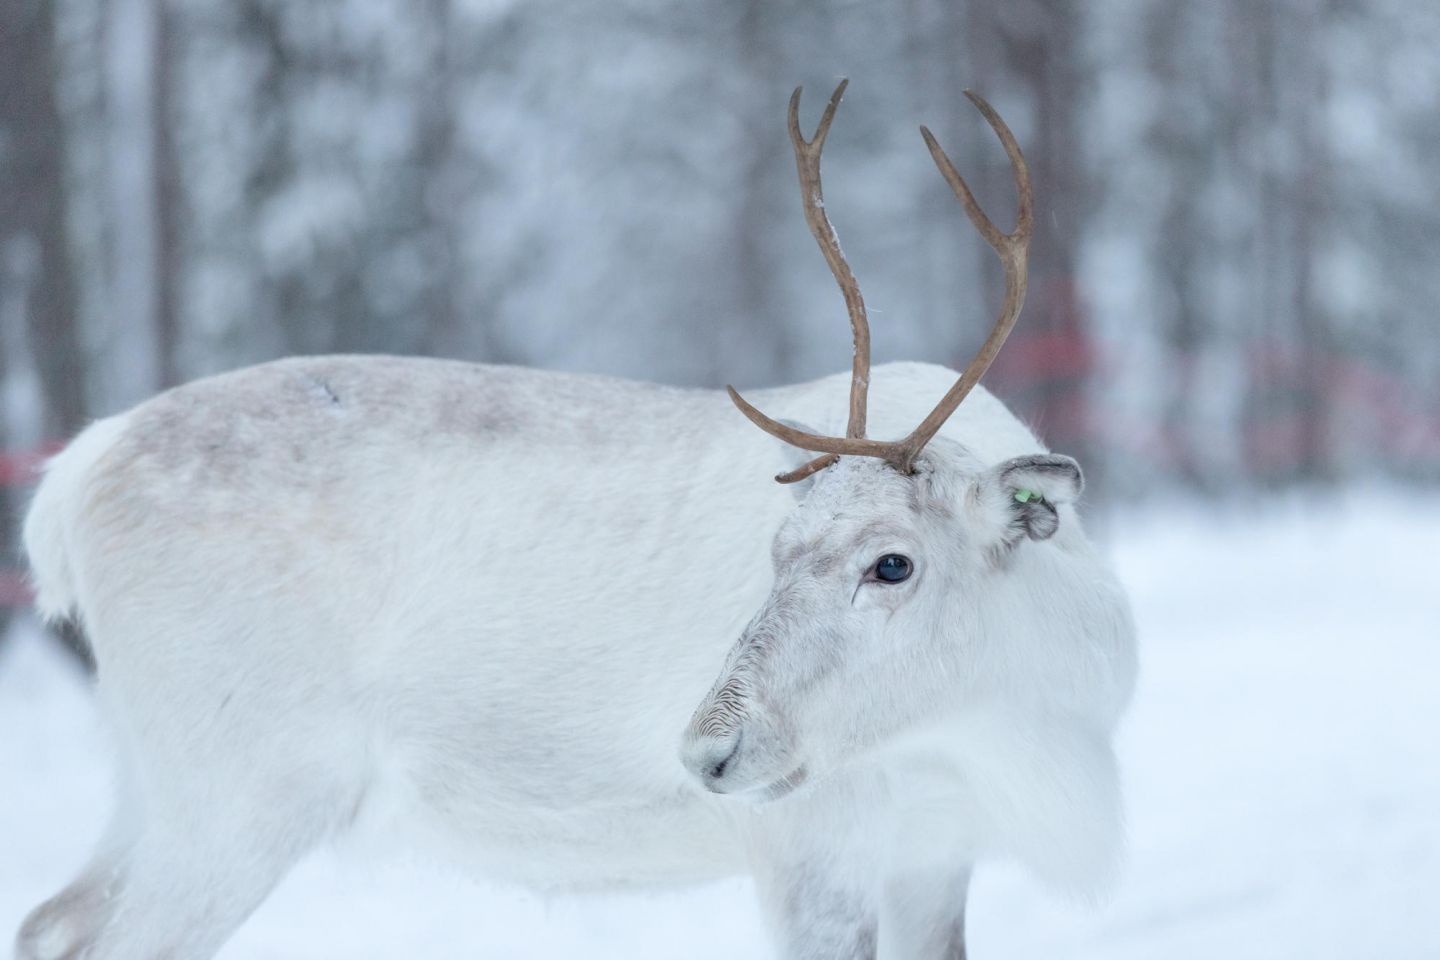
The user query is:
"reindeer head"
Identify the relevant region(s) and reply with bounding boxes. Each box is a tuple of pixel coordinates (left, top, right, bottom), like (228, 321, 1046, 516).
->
(681, 81, 1062, 800)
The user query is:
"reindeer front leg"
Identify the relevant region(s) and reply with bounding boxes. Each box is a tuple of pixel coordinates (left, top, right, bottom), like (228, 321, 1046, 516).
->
(754, 856, 878, 960)
(749, 784, 882, 960)
(877, 865, 972, 959)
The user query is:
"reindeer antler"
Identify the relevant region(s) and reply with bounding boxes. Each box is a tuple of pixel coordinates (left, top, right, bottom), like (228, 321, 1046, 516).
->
(780, 80, 869, 482)
(727, 86, 1032, 482)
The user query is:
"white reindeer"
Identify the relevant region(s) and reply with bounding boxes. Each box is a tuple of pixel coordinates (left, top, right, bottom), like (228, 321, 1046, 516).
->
(16, 83, 1135, 960)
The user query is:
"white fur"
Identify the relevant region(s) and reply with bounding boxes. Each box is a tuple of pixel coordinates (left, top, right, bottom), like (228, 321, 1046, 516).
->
(15, 356, 1135, 960)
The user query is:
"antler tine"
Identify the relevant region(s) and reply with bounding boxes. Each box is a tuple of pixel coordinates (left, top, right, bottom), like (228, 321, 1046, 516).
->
(788, 79, 845, 154)
(726, 387, 902, 461)
(893, 90, 1033, 472)
(775, 454, 839, 484)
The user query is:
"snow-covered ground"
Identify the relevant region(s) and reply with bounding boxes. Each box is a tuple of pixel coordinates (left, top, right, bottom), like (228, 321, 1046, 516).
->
(2, 492, 1437, 959)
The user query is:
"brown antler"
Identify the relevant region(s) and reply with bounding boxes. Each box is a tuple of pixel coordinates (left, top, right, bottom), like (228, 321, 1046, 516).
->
(727, 87, 1032, 482)
(777, 79, 870, 482)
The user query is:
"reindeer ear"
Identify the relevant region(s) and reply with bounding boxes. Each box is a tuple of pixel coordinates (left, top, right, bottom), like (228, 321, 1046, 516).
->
(973, 454, 1083, 548)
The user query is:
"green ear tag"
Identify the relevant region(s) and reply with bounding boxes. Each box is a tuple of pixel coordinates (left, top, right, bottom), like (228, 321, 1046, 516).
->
(1014, 488, 1039, 503)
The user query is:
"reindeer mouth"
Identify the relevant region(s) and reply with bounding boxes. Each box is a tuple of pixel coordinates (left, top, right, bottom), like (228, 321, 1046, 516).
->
(746, 765, 810, 803)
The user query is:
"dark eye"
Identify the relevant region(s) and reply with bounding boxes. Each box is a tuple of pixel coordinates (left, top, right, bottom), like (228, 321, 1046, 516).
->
(873, 554, 913, 583)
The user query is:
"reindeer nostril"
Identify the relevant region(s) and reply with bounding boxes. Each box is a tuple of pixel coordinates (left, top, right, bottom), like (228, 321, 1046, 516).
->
(708, 749, 734, 782)
(690, 735, 742, 792)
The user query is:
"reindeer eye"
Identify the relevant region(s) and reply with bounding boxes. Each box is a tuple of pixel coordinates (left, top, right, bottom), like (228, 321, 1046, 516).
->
(873, 554, 913, 583)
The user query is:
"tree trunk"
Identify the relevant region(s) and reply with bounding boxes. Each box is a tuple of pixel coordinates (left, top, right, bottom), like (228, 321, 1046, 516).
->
(418, 0, 463, 359)
(0, 0, 88, 441)
(153, 0, 182, 388)
(0, 0, 96, 666)
(714, 0, 787, 388)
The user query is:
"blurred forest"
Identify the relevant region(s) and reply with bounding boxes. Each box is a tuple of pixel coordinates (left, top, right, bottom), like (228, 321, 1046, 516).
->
(2, 0, 1439, 628)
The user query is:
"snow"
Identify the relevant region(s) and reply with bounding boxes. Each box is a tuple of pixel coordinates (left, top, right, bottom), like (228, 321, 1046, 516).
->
(2, 492, 1437, 958)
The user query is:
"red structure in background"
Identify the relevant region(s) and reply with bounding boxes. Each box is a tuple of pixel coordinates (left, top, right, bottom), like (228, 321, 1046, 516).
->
(982, 273, 1097, 470)
(0, 445, 55, 487)
(981, 329, 1440, 480)
(0, 571, 30, 607)
(0, 444, 55, 608)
